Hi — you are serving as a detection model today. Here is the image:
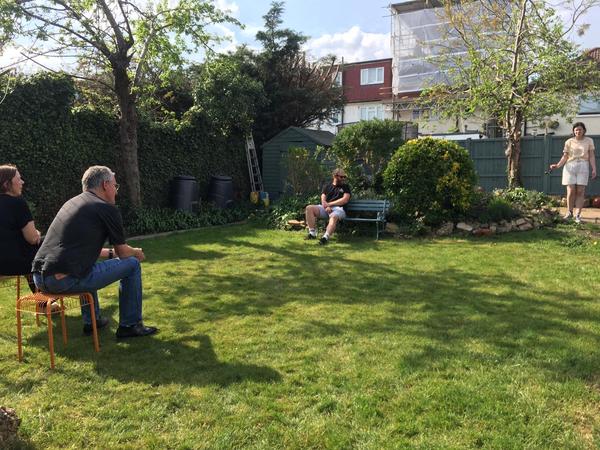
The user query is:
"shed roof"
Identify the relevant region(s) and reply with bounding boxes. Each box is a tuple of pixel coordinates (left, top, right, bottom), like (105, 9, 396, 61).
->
(262, 126, 336, 148)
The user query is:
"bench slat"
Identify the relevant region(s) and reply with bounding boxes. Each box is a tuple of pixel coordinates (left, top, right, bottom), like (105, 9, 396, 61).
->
(338, 199, 391, 240)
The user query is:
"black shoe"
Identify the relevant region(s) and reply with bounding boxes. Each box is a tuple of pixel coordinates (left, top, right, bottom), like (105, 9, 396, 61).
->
(83, 316, 109, 335)
(319, 236, 328, 245)
(304, 233, 317, 240)
(116, 322, 159, 339)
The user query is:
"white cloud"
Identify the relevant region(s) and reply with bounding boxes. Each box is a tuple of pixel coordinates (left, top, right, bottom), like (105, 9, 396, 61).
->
(214, 0, 240, 17)
(240, 24, 263, 38)
(305, 26, 391, 63)
(212, 23, 239, 54)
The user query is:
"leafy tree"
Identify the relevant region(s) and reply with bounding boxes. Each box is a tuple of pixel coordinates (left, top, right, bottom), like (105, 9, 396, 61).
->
(328, 119, 407, 193)
(251, 2, 344, 145)
(420, 0, 600, 187)
(0, 0, 237, 206)
(192, 55, 267, 135)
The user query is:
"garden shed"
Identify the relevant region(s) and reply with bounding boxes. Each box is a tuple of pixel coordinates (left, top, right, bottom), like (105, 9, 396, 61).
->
(262, 126, 335, 199)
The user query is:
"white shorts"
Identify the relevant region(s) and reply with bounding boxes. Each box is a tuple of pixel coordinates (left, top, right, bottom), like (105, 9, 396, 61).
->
(562, 160, 589, 186)
(315, 205, 346, 220)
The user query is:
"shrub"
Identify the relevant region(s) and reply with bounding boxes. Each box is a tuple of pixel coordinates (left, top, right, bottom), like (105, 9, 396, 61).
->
(383, 138, 477, 225)
(123, 203, 251, 237)
(261, 194, 319, 229)
(465, 190, 519, 223)
(493, 187, 555, 211)
(283, 147, 328, 196)
(327, 119, 406, 194)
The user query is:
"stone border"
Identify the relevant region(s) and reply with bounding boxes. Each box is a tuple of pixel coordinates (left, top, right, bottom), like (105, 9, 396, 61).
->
(436, 208, 559, 236)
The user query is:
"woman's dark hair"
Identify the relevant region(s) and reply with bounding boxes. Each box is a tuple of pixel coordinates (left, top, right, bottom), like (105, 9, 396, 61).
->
(572, 122, 587, 134)
(0, 164, 17, 194)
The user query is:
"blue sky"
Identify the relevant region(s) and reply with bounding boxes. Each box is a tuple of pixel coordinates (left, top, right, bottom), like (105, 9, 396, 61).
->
(2, 1, 599, 70)
(216, 0, 600, 62)
(214, 0, 394, 61)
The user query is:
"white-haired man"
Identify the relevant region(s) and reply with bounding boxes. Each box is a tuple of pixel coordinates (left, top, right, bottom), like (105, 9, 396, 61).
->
(32, 166, 158, 339)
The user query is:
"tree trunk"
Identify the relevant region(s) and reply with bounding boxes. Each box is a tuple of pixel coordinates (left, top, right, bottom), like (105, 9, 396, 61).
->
(113, 64, 141, 207)
(505, 108, 523, 188)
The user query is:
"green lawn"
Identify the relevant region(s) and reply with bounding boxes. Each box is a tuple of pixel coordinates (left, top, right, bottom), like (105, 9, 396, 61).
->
(2, 223, 600, 449)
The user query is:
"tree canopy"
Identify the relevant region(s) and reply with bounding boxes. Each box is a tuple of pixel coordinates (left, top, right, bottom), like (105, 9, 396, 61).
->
(197, 1, 344, 146)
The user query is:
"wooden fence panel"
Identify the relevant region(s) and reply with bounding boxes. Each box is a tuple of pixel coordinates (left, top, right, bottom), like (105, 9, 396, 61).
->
(456, 135, 600, 195)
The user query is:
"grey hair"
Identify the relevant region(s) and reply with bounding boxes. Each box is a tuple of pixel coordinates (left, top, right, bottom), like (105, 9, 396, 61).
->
(81, 165, 115, 192)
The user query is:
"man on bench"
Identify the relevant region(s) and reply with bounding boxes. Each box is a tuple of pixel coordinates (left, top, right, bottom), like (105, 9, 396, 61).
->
(304, 168, 352, 245)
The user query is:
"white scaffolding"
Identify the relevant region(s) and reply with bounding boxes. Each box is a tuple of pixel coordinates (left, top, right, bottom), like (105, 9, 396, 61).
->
(391, 1, 455, 94)
(390, 0, 472, 95)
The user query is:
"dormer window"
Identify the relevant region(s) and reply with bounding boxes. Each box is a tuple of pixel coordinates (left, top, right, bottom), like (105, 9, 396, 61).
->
(360, 67, 384, 85)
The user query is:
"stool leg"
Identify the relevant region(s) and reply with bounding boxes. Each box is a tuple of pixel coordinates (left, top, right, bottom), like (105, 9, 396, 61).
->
(46, 305, 55, 369)
(35, 301, 41, 327)
(85, 294, 100, 352)
(16, 301, 23, 362)
(59, 298, 67, 345)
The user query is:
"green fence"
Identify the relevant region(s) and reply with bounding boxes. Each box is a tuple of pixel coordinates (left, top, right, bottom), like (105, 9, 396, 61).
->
(457, 135, 600, 195)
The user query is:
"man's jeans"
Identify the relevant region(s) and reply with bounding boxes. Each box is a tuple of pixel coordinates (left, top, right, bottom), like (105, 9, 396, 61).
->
(33, 257, 143, 327)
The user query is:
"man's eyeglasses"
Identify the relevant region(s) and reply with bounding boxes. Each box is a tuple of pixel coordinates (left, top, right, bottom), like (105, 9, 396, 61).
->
(106, 180, 119, 192)
(336, 175, 347, 179)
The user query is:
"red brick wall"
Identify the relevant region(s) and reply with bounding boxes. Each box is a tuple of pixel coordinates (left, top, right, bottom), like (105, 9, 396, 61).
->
(342, 59, 393, 103)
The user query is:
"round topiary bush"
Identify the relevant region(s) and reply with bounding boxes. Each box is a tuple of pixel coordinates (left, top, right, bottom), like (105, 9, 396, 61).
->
(383, 137, 477, 225)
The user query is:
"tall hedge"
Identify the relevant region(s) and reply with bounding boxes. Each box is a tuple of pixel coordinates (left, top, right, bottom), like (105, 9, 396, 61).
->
(0, 73, 248, 230)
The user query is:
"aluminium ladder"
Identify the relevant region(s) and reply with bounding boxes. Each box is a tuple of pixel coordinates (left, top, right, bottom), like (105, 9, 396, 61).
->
(245, 134, 263, 193)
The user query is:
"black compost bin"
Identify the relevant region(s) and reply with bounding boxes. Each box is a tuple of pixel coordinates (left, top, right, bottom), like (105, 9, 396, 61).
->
(207, 175, 234, 208)
(170, 175, 198, 212)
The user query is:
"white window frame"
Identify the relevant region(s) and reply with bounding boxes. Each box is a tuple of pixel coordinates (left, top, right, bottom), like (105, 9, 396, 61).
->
(334, 71, 342, 86)
(359, 105, 384, 121)
(330, 109, 342, 124)
(360, 67, 384, 85)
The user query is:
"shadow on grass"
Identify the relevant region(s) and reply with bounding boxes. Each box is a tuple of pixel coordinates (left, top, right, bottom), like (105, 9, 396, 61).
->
(20, 304, 281, 387)
(152, 225, 600, 384)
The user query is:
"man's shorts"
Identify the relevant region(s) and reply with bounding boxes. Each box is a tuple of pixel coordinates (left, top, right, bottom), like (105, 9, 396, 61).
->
(315, 205, 347, 220)
(562, 160, 589, 186)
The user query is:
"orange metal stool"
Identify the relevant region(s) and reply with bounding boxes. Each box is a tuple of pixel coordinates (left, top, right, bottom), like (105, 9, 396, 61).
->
(16, 292, 100, 369)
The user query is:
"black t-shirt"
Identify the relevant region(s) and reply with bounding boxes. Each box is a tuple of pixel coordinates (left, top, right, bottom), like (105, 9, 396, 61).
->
(322, 182, 352, 209)
(32, 191, 126, 278)
(0, 194, 37, 275)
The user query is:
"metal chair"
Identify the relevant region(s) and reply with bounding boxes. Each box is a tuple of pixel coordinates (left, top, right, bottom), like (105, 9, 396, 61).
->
(16, 291, 100, 369)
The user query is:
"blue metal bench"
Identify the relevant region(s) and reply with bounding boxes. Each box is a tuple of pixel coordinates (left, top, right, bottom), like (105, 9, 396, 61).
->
(343, 199, 391, 240)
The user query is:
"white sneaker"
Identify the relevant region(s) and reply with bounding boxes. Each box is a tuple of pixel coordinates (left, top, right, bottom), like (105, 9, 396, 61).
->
(563, 211, 573, 220)
(575, 214, 582, 224)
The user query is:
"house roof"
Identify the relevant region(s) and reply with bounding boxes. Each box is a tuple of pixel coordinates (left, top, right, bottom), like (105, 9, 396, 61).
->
(291, 127, 336, 146)
(391, 0, 443, 13)
(341, 58, 392, 67)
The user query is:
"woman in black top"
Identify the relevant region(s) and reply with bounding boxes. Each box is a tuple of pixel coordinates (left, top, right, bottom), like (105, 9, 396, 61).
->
(0, 164, 42, 283)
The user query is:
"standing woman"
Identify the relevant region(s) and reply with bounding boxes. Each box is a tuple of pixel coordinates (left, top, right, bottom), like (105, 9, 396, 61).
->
(0, 164, 42, 283)
(549, 122, 597, 223)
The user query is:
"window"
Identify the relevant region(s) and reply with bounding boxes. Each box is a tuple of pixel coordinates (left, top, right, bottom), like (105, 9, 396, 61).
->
(412, 108, 439, 121)
(330, 110, 342, 124)
(334, 71, 342, 86)
(360, 67, 384, 85)
(360, 105, 384, 121)
(579, 98, 600, 115)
